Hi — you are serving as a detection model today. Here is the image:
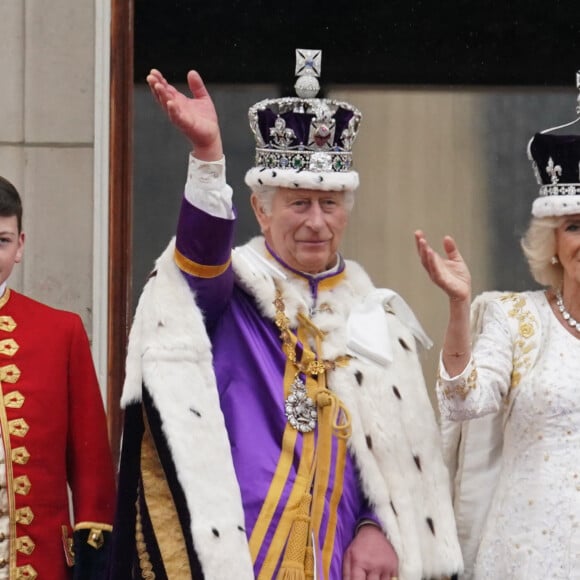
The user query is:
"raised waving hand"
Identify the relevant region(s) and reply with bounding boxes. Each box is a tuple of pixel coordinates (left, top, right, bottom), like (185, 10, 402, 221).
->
(146, 69, 223, 161)
(415, 230, 473, 374)
(414, 230, 472, 303)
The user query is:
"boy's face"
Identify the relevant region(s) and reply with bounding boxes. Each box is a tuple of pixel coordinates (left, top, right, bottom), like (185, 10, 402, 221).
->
(0, 216, 24, 286)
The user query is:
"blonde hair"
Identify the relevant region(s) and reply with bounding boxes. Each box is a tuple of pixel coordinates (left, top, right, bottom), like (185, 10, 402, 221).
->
(520, 216, 565, 288)
(252, 187, 355, 216)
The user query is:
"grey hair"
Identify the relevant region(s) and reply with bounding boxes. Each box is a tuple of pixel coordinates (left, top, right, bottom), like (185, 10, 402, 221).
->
(252, 187, 277, 215)
(252, 187, 356, 216)
(520, 216, 565, 288)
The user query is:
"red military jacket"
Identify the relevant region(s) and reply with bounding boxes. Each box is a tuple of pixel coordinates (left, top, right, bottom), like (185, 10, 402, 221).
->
(0, 289, 115, 579)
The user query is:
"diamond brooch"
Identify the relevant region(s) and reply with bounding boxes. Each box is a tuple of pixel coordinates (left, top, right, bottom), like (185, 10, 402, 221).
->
(285, 377, 317, 433)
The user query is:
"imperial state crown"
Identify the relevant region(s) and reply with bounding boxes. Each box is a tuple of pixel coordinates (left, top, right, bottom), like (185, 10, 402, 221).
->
(244, 49, 362, 193)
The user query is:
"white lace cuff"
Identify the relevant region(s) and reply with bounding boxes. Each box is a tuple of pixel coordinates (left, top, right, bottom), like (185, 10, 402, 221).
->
(184, 154, 234, 219)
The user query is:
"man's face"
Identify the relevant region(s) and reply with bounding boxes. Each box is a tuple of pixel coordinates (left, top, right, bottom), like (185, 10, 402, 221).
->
(0, 216, 24, 286)
(252, 187, 349, 275)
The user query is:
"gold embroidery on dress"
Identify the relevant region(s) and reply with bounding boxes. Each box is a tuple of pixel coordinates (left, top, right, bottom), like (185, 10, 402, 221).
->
(0, 364, 20, 384)
(500, 293, 538, 390)
(8, 418, 29, 438)
(14, 475, 31, 495)
(4, 391, 24, 408)
(0, 339, 18, 357)
(442, 368, 478, 400)
(11, 447, 30, 465)
(16, 535, 35, 555)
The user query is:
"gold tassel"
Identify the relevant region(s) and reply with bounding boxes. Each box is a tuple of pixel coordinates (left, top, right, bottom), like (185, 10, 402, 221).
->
(304, 546, 315, 580)
(276, 494, 312, 580)
(277, 566, 306, 580)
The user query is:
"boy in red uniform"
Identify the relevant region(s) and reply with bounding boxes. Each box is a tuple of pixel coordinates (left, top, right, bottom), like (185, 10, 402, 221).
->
(0, 175, 115, 579)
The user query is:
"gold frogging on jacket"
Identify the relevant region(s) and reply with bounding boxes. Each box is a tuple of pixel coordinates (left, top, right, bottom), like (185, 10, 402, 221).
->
(16, 564, 37, 579)
(4, 391, 24, 408)
(0, 317, 38, 580)
(0, 318, 16, 333)
(12, 447, 30, 465)
(15, 507, 33, 526)
(0, 364, 20, 383)
(0, 339, 19, 357)
(16, 535, 35, 556)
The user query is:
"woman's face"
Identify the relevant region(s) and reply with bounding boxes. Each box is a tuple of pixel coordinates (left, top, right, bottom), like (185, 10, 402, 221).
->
(555, 214, 580, 291)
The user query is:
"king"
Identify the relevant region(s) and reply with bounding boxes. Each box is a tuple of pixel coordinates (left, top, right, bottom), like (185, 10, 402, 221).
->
(110, 49, 463, 580)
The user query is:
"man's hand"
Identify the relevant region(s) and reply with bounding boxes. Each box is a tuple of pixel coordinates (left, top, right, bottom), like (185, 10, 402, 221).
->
(146, 69, 223, 161)
(343, 524, 398, 579)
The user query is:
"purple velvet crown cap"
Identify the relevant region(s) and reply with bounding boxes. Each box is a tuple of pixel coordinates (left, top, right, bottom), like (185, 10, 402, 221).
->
(245, 49, 362, 193)
(528, 132, 580, 217)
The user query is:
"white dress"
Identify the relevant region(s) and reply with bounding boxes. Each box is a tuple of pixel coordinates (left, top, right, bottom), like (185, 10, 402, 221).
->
(439, 291, 580, 579)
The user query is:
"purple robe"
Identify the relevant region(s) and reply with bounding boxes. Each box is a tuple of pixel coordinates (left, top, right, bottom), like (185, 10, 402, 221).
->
(176, 199, 376, 578)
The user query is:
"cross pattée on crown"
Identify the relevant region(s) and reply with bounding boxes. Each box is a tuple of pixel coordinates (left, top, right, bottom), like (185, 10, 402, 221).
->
(294, 49, 322, 99)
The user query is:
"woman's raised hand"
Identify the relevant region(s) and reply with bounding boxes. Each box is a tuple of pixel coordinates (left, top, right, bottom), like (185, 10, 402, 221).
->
(415, 230, 472, 303)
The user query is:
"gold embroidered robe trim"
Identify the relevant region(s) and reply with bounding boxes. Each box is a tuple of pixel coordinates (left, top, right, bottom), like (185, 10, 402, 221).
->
(140, 409, 192, 578)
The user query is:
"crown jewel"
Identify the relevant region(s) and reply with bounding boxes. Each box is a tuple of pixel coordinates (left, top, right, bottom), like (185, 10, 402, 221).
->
(527, 71, 580, 217)
(245, 49, 362, 193)
(294, 49, 321, 98)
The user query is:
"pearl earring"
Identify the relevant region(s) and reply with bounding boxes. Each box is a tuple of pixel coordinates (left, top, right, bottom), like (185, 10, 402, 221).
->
(551, 255, 559, 265)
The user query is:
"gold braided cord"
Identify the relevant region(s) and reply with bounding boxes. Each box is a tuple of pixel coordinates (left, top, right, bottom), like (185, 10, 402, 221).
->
(270, 287, 351, 578)
(308, 328, 351, 577)
(321, 435, 348, 576)
(248, 399, 299, 563)
(257, 334, 318, 579)
(274, 291, 350, 375)
(256, 432, 316, 579)
(275, 493, 313, 580)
